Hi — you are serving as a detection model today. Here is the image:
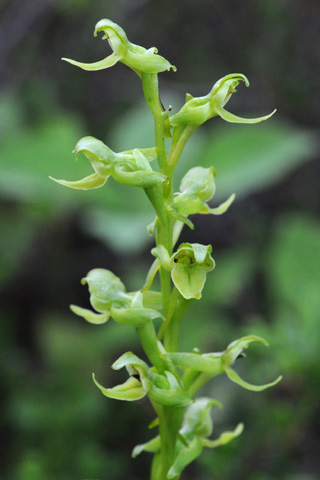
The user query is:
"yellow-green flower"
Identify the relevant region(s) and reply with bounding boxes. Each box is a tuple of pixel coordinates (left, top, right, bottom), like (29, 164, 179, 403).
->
(170, 73, 276, 127)
(62, 19, 176, 76)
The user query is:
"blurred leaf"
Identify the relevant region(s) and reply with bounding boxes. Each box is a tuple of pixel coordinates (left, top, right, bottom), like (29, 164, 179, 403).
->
(82, 207, 154, 253)
(266, 214, 320, 317)
(0, 93, 24, 138)
(200, 121, 318, 198)
(204, 248, 255, 307)
(261, 215, 320, 372)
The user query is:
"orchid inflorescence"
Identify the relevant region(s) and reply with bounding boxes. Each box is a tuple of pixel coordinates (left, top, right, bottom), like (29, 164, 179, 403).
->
(52, 19, 281, 480)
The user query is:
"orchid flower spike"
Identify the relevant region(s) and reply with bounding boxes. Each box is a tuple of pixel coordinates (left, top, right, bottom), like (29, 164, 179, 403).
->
(169, 73, 276, 127)
(62, 19, 176, 76)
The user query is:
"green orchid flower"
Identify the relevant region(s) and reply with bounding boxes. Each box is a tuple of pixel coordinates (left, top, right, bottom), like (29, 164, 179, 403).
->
(62, 19, 176, 76)
(93, 351, 193, 406)
(170, 166, 235, 228)
(169, 73, 276, 127)
(50, 136, 166, 190)
(133, 397, 243, 478)
(152, 243, 215, 299)
(164, 335, 283, 393)
(70, 269, 164, 327)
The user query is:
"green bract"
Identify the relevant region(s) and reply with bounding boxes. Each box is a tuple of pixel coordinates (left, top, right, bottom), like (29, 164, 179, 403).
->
(50, 136, 166, 190)
(169, 73, 276, 127)
(55, 18, 281, 480)
(62, 19, 176, 76)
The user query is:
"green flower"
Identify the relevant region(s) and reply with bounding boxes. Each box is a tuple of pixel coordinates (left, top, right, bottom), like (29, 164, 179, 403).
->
(169, 73, 276, 127)
(70, 268, 164, 327)
(62, 19, 176, 76)
(152, 243, 215, 299)
(170, 166, 235, 228)
(93, 351, 193, 406)
(164, 335, 283, 392)
(50, 136, 166, 190)
(133, 397, 243, 479)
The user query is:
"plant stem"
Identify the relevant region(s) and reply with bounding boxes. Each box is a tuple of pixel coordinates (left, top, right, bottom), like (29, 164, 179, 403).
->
(164, 296, 193, 353)
(168, 124, 198, 175)
(142, 70, 188, 480)
(141, 73, 167, 174)
(151, 404, 184, 480)
(136, 322, 167, 373)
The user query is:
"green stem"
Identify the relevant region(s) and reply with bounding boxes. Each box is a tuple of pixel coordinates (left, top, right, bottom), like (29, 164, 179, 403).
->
(157, 288, 193, 352)
(141, 71, 192, 480)
(164, 296, 193, 353)
(151, 405, 183, 480)
(157, 287, 180, 341)
(141, 72, 167, 174)
(136, 322, 167, 373)
(187, 372, 216, 397)
(168, 124, 198, 175)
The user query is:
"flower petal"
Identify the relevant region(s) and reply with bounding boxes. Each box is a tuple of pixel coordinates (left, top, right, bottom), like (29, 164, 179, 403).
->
(70, 304, 110, 325)
(62, 52, 119, 71)
(201, 423, 244, 448)
(167, 436, 203, 479)
(49, 173, 108, 190)
(201, 193, 236, 215)
(223, 335, 269, 366)
(92, 373, 147, 401)
(132, 436, 160, 458)
(216, 107, 276, 124)
(225, 366, 282, 392)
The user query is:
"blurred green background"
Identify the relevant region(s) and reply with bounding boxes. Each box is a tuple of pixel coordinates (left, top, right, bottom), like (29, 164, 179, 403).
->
(0, 1, 319, 479)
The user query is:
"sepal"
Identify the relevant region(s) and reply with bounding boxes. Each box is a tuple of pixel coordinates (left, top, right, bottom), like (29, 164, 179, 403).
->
(70, 305, 110, 325)
(82, 268, 130, 312)
(49, 172, 108, 190)
(132, 436, 160, 458)
(92, 373, 147, 401)
(201, 422, 244, 448)
(167, 436, 202, 479)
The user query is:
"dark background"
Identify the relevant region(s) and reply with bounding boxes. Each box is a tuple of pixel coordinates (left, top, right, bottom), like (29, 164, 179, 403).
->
(0, 1, 319, 479)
